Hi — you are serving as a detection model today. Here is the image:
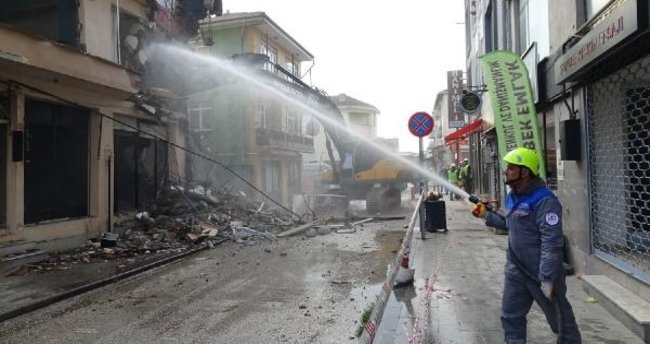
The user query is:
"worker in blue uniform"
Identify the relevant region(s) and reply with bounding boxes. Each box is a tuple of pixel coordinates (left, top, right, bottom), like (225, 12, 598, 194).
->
(472, 147, 582, 343)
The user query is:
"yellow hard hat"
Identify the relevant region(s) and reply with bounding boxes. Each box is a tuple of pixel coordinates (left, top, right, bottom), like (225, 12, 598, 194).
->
(503, 147, 540, 176)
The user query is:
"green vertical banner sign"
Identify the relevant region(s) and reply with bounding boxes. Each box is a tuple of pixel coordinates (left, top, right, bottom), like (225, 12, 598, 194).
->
(480, 50, 546, 179)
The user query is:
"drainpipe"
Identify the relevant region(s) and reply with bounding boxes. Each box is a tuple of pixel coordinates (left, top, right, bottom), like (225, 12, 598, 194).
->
(107, 153, 112, 232)
(116, 0, 121, 63)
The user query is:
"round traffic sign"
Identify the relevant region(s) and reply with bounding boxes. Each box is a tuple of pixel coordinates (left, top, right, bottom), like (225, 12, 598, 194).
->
(408, 112, 434, 138)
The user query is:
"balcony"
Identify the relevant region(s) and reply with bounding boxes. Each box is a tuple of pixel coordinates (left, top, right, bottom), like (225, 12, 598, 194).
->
(256, 128, 314, 153)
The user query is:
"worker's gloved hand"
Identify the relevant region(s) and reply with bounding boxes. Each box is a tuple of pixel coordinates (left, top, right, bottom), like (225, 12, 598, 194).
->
(541, 280, 554, 301)
(471, 202, 487, 218)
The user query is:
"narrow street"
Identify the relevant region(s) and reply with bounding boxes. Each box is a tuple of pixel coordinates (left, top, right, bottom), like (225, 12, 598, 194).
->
(0, 203, 414, 344)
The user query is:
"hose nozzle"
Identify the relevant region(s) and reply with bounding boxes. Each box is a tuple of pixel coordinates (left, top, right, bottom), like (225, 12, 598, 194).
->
(468, 195, 481, 204)
(468, 194, 494, 212)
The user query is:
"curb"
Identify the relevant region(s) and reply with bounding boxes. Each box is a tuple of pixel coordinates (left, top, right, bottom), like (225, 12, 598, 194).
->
(0, 238, 228, 323)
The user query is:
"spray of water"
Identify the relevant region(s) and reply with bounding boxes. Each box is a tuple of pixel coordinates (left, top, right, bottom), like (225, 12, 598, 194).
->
(149, 43, 470, 201)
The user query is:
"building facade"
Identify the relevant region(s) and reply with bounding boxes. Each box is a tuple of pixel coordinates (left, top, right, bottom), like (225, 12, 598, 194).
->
(189, 12, 314, 207)
(429, 90, 459, 173)
(548, 0, 650, 301)
(0, 0, 200, 256)
(465, 0, 650, 339)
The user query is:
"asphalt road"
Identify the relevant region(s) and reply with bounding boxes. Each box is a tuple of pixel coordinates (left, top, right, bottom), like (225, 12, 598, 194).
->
(0, 204, 414, 344)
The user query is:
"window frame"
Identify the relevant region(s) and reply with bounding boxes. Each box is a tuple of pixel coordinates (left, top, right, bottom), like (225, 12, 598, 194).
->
(188, 103, 214, 132)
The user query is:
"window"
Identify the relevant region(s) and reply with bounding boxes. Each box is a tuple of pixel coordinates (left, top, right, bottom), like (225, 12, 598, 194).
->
(350, 112, 370, 126)
(288, 161, 300, 195)
(285, 57, 298, 76)
(258, 103, 268, 129)
(268, 46, 277, 73)
(585, 0, 610, 20)
(519, 0, 529, 53)
(263, 161, 281, 200)
(114, 9, 145, 71)
(258, 40, 277, 74)
(518, 0, 549, 58)
(484, 2, 495, 53)
(0, 0, 79, 47)
(286, 108, 296, 134)
(188, 102, 214, 131)
(505, 2, 513, 51)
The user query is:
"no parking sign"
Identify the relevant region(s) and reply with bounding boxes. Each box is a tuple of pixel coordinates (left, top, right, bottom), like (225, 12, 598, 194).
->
(408, 112, 434, 137)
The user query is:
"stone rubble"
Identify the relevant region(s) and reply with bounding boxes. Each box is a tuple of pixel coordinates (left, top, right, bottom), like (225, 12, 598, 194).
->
(3, 183, 377, 277)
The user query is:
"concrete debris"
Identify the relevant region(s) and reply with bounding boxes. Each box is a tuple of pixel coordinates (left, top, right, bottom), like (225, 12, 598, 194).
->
(231, 225, 277, 242)
(2, 181, 372, 276)
(2, 182, 301, 275)
(351, 218, 374, 227)
(316, 227, 331, 236)
(277, 218, 328, 238)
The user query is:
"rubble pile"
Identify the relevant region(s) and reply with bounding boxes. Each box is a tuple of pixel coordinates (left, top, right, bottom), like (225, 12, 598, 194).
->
(142, 184, 299, 242)
(5, 184, 300, 275)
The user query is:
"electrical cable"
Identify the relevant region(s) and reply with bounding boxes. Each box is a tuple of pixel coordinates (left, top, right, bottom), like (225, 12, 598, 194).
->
(12, 80, 301, 219)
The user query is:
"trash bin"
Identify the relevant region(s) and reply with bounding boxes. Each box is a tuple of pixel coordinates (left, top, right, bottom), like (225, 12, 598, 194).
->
(424, 200, 447, 232)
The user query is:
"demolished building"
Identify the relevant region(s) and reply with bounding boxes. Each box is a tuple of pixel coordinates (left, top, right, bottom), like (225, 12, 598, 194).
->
(0, 0, 220, 256)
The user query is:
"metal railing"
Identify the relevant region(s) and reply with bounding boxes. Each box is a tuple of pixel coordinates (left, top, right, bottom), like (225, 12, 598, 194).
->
(255, 128, 314, 153)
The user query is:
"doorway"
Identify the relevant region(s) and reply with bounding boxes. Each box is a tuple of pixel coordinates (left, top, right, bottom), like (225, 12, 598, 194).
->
(24, 99, 89, 224)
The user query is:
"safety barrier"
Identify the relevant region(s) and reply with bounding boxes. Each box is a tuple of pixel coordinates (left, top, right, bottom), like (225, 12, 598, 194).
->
(358, 189, 425, 343)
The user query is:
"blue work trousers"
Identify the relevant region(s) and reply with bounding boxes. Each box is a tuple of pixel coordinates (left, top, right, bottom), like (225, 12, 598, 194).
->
(501, 270, 582, 343)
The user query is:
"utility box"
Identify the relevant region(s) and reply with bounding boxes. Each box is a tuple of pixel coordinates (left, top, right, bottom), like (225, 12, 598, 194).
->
(560, 119, 581, 161)
(424, 200, 447, 232)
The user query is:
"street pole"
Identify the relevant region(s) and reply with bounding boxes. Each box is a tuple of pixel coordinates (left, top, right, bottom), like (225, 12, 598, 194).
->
(418, 136, 426, 240)
(419, 137, 424, 193)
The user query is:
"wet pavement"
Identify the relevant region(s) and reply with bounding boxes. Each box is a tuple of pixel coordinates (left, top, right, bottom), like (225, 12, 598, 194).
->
(374, 196, 644, 344)
(0, 201, 415, 343)
(1, 192, 642, 343)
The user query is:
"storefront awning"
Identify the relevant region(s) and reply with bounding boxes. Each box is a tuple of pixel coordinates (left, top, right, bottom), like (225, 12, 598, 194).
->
(444, 118, 483, 144)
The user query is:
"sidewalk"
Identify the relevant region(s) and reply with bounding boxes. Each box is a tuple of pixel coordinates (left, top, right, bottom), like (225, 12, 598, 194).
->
(375, 196, 644, 343)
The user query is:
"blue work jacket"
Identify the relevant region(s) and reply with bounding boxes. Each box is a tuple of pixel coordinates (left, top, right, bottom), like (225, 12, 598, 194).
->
(485, 183, 565, 283)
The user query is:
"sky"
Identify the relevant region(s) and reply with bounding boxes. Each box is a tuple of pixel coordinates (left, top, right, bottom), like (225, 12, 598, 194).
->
(223, 1, 467, 153)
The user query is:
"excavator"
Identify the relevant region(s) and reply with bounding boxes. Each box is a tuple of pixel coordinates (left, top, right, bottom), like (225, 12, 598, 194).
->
(319, 135, 417, 213)
(234, 53, 417, 213)
(279, 71, 416, 213)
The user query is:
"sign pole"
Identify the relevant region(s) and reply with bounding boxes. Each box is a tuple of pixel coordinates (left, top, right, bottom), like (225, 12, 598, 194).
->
(419, 137, 425, 194)
(407, 111, 434, 241)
